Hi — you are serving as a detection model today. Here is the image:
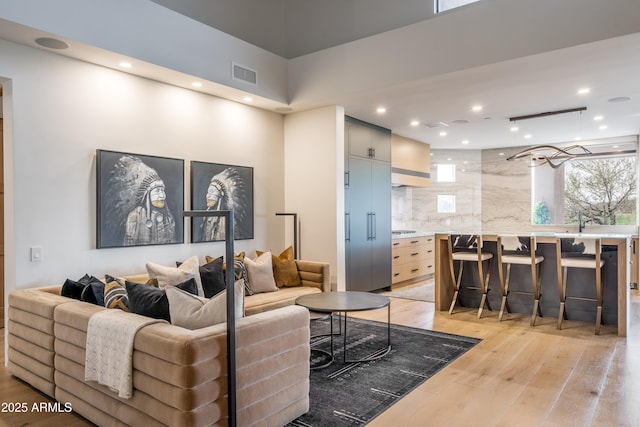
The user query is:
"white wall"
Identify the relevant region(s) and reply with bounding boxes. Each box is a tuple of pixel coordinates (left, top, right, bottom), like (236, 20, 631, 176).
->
(284, 106, 345, 290)
(0, 0, 288, 103)
(0, 38, 286, 290)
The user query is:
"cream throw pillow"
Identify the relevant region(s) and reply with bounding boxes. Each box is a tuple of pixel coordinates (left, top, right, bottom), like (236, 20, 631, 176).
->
(166, 279, 244, 329)
(146, 255, 204, 297)
(244, 251, 278, 294)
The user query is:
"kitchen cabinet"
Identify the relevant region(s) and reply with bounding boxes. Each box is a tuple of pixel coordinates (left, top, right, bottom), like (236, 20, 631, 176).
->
(347, 117, 391, 162)
(345, 117, 391, 292)
(392, 235, 435, 284)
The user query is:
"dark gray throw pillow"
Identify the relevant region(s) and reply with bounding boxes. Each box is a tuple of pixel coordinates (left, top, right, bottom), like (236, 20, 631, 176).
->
(61, 276, 88, 300)
(199, 256, 226, 298)
(126, 278, 198, 321)
(62, 274, 105, 306)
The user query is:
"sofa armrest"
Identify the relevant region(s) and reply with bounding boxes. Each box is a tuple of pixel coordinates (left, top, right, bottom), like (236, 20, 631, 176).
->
(295, 260, 330, 292)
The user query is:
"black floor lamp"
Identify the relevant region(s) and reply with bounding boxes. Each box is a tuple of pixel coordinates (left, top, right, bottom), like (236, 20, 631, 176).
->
(183, 209, 236, 427)
(275, 212, 299, 259)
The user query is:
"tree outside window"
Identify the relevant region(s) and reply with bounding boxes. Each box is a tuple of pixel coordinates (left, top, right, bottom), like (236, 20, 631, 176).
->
(564, 157, 637, 225)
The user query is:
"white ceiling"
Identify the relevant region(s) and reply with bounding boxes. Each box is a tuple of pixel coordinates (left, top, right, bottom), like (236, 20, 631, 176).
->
(2, 1, 640, 151)
(146, 0, 640, 151)
(343, 32, 640, 150)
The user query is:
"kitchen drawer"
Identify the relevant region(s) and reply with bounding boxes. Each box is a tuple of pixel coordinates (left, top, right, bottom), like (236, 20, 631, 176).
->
(392, 264, 404, 283)
(392, 247, 403, 265)
(401, 245, 428, 261)
(402, 260, 430, 281)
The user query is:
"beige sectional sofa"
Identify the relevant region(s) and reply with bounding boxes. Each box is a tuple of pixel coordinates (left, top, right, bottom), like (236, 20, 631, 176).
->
(7, 259, 330, 426)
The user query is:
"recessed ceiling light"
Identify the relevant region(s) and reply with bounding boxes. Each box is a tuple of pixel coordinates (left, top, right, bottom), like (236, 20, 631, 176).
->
(577, 87, 591, 95)
(574, 136, 583, 141)
(243, 96, 253, 102)
(613, 145, 619, 148)
(510, 126, 519, 132)
(430, 153, 434, 156)
(376, 107, 386, 114)
(447, 158, 452, 161)
(410, 120, 420, 127)
(191, 82, 202, 88)
(439, 131, 447, 136)
(461, 139, 470, 145)
(452, 119, 469, 124)
(471, 105, 483, 112)
(35, 37, 69, 50)
(524, 134, 533, 139)
(463, 161, 468, 164)
(593, 115, 604, 121)
(119, 61, 132, 68)
(599, 125, 608, 130)
(499, 152, 505, 156)
(609, 96, 631, 103)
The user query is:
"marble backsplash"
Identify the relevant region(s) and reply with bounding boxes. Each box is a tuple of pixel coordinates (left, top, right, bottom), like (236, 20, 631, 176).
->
(392, 146, 638, 235)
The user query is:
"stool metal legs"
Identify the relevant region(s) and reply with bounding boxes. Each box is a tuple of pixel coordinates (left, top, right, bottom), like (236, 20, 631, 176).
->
(497, 262, 543, 324)
(477, 258, 492, 319)
(557, 266, 603, 335)
(448, 257, 492, 317)
(530, 262, 543, 326)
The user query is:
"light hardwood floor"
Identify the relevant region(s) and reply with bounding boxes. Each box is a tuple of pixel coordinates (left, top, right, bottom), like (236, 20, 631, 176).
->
(1, 290, 639, 426)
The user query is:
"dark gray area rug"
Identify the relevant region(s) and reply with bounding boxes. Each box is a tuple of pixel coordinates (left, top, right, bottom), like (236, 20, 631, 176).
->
(287, 317, 480, 426)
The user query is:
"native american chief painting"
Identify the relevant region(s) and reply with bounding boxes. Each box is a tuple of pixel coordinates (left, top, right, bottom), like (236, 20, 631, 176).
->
(191, 161, 253, 242)
(97, 150, 184, 248)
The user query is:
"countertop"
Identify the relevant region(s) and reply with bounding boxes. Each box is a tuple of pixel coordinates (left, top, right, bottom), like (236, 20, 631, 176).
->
(391, 230, 434, 239)
(434, 231, 635, 239)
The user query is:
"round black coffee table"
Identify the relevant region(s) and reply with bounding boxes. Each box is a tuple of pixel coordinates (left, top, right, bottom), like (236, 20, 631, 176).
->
(296, 291, 391, 365)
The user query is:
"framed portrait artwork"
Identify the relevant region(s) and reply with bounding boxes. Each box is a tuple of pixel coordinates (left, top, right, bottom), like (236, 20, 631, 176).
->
(190, 161, 254, 242)
(96, 149, 184, 248)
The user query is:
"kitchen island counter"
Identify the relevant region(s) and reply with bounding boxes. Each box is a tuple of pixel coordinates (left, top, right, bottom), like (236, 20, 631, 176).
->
(434, 232, 631, 336)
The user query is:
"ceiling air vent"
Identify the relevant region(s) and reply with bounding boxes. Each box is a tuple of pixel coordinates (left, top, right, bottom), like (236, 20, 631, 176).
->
(232, 63, 257, 85)
(424, 121, 449, 128)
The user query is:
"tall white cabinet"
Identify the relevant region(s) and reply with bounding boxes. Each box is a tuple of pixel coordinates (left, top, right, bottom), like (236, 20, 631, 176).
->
(344, 117, 392, 292)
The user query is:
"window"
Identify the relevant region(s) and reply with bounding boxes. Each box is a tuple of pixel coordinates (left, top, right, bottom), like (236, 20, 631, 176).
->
(437, 163, 456, 182)
(531, 140, 638, 226)
(435, 0, 481, 13)
(438, 195, 456, 213)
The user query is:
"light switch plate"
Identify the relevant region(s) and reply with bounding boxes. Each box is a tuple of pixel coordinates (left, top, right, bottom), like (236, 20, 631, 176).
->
(30, 246, 42, 262)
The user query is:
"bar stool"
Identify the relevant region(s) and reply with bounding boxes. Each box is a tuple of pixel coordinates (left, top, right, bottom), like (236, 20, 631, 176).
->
(447, 234, 493, 318)
(496, 235, 544, 325)
(556, 237, 604, 335)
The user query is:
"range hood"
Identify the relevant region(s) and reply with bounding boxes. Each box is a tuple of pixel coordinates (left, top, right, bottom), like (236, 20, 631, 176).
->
(391, 134, 430, 187)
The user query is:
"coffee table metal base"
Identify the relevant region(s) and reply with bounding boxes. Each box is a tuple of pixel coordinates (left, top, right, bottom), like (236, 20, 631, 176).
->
(298, 292, 392, 367)
(340, 305, 391, 364)
(309, 311, 339, 370)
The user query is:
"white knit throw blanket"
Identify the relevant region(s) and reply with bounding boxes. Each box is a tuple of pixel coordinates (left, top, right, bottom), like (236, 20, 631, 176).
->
(85, 310, 165, 399)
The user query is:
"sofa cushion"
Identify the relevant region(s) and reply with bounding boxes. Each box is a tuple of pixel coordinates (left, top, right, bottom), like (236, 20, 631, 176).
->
(244, 286, 321, 316)
(257, 246, 301, 288)
(126, 278, 198, 321)
(166, 279, 244, 329)
(147, 255, 204, 297)
(244, 252, 278, 294)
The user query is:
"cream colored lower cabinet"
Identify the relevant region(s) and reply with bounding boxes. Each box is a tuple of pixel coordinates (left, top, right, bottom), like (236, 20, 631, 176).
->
(391, 235, 435, 284)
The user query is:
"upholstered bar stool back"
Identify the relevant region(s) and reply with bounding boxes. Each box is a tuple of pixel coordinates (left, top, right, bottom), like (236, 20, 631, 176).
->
(447, 234, 494, 318)
(496, 235, 544, 325)
(555, 237, 604, 334)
